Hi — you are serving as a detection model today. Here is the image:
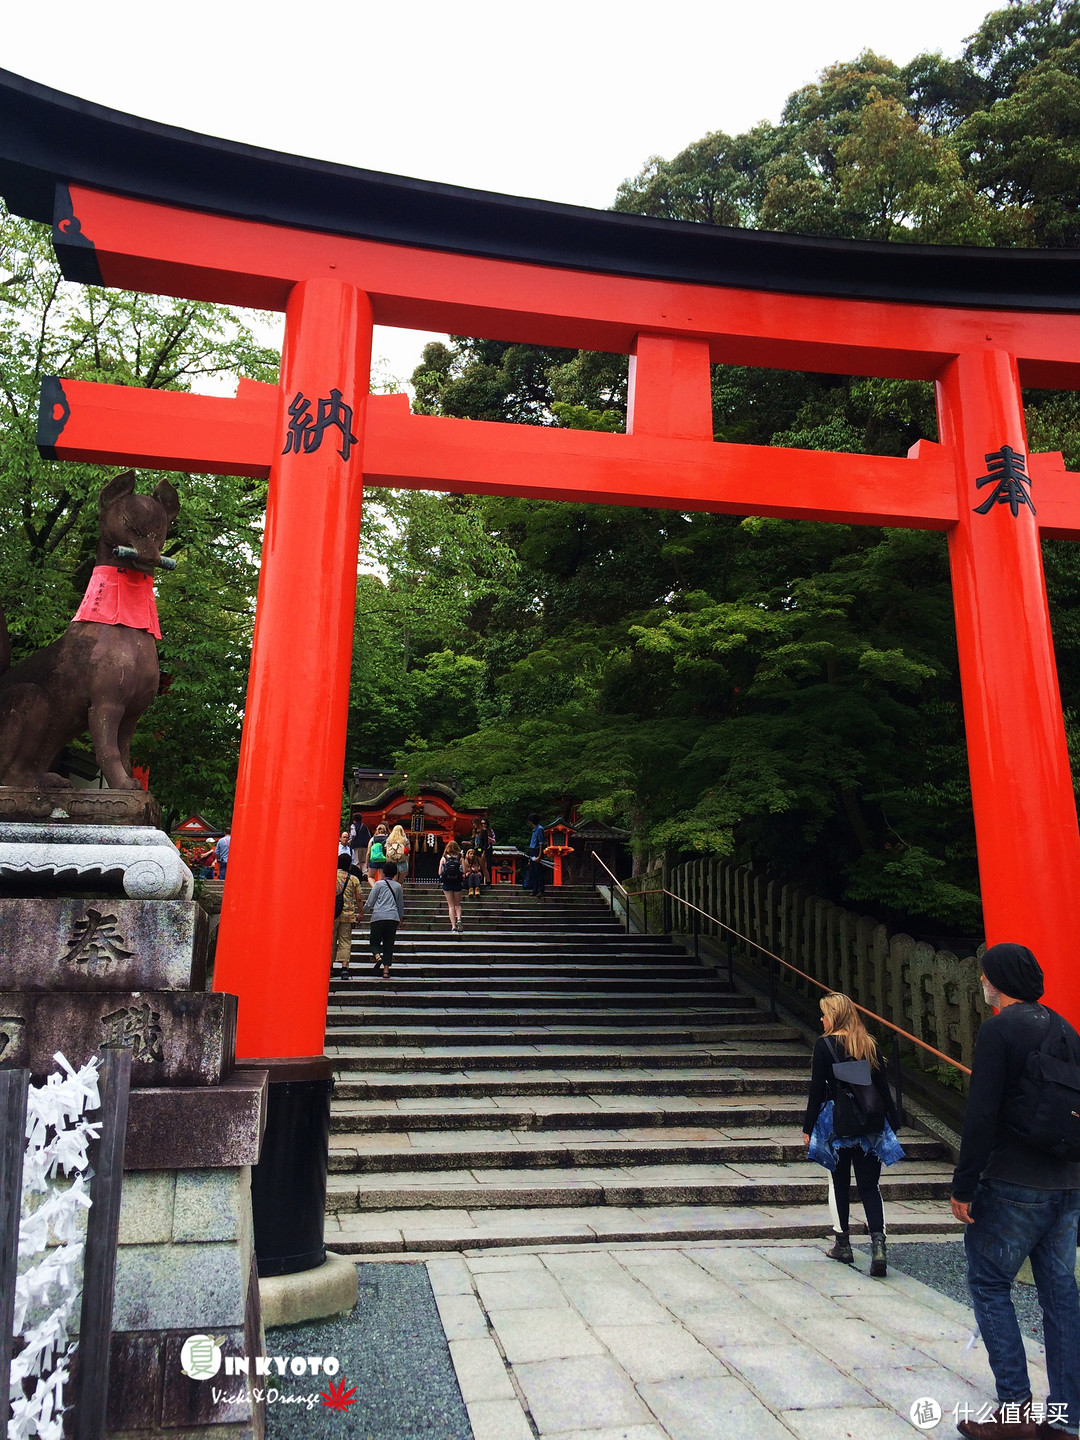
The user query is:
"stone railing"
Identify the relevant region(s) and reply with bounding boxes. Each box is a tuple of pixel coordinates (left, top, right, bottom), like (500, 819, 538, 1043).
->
(660, 857, 986, 1076)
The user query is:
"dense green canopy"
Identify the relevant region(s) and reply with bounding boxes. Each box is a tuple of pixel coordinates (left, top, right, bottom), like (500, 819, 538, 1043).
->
(397, 0, 1080, 934)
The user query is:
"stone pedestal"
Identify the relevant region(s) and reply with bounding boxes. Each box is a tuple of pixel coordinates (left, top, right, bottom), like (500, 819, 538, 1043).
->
(0, 822, 193, 899)
(0, 801, 266, 1440)
(0, 787, 162, 828)
(106, 1073, 268, 1440)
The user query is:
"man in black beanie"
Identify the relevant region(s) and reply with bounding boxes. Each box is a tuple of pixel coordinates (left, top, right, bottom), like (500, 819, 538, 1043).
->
(952, 943, 1080, 1439)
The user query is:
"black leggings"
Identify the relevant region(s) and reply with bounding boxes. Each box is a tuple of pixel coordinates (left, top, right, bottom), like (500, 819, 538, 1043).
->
(829, 1146, 884, 1234)
(369, 919, 398, 968)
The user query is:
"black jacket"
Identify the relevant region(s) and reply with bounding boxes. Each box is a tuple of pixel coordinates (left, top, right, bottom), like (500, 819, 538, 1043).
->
(952, 1002, 1080, 1202)
(803, 1035, 898, 1136)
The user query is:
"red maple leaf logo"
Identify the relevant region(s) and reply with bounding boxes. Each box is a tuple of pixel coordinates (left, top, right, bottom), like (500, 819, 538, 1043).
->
(319, 1378, 357, 1412)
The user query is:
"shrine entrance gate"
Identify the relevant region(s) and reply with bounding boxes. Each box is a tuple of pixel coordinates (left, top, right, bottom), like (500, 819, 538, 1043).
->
(4, 68, 1080, 1060)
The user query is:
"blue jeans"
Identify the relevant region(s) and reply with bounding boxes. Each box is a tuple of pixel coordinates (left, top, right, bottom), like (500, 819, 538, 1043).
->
(965, 1179, 1080, 1431)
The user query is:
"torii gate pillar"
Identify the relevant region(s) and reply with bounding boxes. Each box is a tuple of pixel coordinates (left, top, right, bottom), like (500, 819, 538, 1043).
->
(939, 352, 1080, 1000)
(214, 279, 370, 1274)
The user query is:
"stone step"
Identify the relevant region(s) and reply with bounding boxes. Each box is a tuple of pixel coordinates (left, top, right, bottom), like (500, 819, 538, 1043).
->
(325, 888, 948, 1256)
(377, 938, 676, 950)
(327, 989, 748, 1011)
(400, 890, 602, 900)
(332, 1068, 811, 1099)
(332, 969, 724, 987)
(328, 1097, 814, 1133)
(326, 1004, 762, 1027)
(327, 1042, 809, 1072)
(327, 1022, 801, 1046)
(326, 1199, 958, 1254)
(346, 944, 697, 959)
(327, 1131, 946, 1174)
(324, 1160, 955, 1213)
(392, 916, 630, 927)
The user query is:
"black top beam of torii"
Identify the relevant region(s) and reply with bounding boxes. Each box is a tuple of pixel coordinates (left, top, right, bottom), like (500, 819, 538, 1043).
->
(1, 67, 1080, 313)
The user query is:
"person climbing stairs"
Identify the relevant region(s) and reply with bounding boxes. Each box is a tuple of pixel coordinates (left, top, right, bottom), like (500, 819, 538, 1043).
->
(324, 885, 954, 1252)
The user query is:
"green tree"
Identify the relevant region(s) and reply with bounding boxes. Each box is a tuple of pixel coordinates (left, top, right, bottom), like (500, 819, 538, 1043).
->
(396, 2, 1080, 931)
(0, 205, 279, 824)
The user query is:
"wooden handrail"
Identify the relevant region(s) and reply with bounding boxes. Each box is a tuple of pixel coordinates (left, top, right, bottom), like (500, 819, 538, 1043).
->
(592, 854, 971, 1077)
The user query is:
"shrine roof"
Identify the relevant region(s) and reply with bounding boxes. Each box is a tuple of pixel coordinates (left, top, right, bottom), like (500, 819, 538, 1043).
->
(2, 70, 1080, 313)
(571, 819, 632, 841)
(171, 812, 224, 838)
(354, 783, 485, 817)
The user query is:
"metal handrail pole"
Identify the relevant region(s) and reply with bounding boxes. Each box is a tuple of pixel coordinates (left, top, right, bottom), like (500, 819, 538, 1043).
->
(692, 906, 699, 961)
(592, 856, 970, 1078)
(661, 885, 968, 1076)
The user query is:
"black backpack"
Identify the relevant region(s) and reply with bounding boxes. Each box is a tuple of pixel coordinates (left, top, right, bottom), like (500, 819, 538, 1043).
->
(442, 854, 462, 883)
(825, 1037, 886, 1138)
(1004, 1010, 1080, 1161)
(334, 873, 346, 918)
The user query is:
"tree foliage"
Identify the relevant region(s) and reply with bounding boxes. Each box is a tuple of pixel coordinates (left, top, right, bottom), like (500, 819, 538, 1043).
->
(0, 207, 280, 825)
(395, 1, 1080, 933)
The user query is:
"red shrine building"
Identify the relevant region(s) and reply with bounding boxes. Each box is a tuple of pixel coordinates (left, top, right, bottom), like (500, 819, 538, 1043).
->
(348, 769, 487, 881)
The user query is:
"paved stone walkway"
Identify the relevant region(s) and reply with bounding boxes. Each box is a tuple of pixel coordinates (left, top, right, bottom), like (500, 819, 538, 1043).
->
(410, 1238, 1048, 1440)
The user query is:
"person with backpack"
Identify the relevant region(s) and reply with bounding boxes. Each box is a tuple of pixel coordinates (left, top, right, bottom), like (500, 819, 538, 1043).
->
(348, 818, 370, 866)
(332, 854, 364, 972)
(950, 944, 1080, 1440)
(439, 839, 465, 933)
(366, 823, 390, 887)
(368, 860, 405, 979)
(802, 991, 903, 1278)
(385, 824, 411, 877)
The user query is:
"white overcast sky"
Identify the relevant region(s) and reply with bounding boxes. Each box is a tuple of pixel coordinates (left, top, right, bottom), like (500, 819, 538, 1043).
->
(8, 0, 995, 383)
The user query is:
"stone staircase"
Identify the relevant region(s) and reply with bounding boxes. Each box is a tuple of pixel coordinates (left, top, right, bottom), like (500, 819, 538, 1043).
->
(324, 885, 955, 1253)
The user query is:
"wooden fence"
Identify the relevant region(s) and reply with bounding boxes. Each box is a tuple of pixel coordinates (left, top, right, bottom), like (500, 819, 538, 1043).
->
(657, 857, 985, 1075)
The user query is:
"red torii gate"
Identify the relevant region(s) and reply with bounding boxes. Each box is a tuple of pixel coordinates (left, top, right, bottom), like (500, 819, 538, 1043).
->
(5, 72, 1080, 1162)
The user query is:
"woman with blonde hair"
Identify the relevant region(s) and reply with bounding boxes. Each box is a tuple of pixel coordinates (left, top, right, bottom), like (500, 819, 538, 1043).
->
(802, 991, 904, 1277)
(385, 824, 411, 876)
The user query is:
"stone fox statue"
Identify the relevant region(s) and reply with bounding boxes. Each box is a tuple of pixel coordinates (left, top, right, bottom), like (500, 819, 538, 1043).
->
(0, 470, 179, 790)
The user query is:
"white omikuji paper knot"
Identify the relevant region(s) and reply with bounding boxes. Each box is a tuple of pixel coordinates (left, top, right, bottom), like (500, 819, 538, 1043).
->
(8, 1053, 101, 1440)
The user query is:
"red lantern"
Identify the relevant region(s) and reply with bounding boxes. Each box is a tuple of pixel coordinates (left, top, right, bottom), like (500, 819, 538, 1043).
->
(543, 822, 575, 887)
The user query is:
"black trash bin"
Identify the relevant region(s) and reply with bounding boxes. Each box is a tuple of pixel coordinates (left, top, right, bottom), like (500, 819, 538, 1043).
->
(249, 1056, 334, 1277)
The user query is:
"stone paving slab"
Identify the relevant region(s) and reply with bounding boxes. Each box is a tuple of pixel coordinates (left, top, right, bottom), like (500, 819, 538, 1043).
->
(415, 1238, 1050, 1439)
